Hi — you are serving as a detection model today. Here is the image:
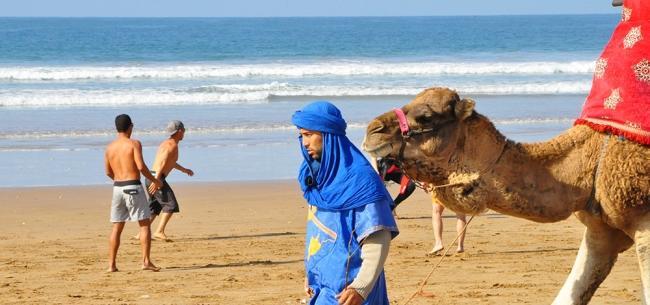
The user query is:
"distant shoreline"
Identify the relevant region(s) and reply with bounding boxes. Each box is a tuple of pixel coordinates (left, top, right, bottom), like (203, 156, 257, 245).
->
(0, 14, 619, 18)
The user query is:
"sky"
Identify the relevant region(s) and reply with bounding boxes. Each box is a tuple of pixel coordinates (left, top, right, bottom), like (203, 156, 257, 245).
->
(2, 0, 619, 17)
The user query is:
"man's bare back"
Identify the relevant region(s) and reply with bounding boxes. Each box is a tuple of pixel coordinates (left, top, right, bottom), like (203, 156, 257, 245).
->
(105, 136, 160, 193)
(105, 137, 142, 181)
(151, 138, 179, 178)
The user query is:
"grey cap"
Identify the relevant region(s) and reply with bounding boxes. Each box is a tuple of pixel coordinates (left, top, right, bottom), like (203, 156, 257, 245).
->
(165, 120, 185, 136)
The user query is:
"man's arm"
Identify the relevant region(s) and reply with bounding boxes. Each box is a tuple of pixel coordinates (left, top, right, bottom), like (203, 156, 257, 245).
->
(132, 140, 161, 193)
(338, 230, 391, 304)
(104, 150, 114, 180)
(174, 163, 194, 176)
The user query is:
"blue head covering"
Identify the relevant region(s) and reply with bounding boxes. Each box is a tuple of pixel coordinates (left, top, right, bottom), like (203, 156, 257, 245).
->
(292, 101, 392, 211)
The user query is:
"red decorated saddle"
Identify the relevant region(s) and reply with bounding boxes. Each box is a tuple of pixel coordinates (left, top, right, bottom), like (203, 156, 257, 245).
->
(575, 0, 650, 145)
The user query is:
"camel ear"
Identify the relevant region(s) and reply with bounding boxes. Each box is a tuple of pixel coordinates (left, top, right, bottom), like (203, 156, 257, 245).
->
(454, 98, 475, 121)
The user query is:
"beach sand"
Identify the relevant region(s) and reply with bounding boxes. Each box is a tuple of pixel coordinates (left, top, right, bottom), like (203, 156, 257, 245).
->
(0, 181, 641, 304)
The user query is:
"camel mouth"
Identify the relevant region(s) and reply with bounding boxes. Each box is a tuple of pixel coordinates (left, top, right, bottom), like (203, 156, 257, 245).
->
(362, 141, 393, 158)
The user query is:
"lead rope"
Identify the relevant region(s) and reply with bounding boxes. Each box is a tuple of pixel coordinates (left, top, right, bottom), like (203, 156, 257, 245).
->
(402, 214, 475, 305)
(390, 108, 497, 304)
(399, 142, 503, 304)
(401, 138, 507, 193)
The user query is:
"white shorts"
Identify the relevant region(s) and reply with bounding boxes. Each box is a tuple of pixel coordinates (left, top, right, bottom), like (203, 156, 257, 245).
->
(110, 181, 151, 222)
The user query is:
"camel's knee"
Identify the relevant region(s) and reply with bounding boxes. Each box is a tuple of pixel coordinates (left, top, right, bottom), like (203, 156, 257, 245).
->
(583, 231, 629, 256)
(636, 233, 650, 305)
(635, 231, 650, 261)
(577, 212, 633, 253)
(633, 215, 650, 256)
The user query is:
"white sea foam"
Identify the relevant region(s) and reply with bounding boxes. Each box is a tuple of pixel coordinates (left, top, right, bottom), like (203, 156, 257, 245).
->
(0, 88, 271, 107)
(492, 118, 574, 125)
(0, 61, 596, 81)
(0, 81, 590, 107)
(451, 81, 591, 95)
(0, 118, 574, 142)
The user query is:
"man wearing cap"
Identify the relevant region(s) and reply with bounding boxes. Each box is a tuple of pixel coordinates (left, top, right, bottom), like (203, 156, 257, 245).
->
(145, 120, 194, 240)
(292, 101, 398, 305)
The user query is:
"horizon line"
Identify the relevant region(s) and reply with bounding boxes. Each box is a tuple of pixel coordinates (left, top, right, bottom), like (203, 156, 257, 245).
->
(0, 13, 618, 18)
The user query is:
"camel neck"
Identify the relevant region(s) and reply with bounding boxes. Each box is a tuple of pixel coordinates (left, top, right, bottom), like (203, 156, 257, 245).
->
(456, 117, 596, 223)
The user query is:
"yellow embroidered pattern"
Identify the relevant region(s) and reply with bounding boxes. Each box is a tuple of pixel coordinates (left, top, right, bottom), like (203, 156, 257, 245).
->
(594, 58, 607, 79)
(307, 206, 337, 239)
(633, 59, 650, 83)
(626, 121, 642, 130)
(624, 26, 642, 49)
(604, 88, 622, 110)
(307, 236, 322, 259)
(622, 7, 632, 22)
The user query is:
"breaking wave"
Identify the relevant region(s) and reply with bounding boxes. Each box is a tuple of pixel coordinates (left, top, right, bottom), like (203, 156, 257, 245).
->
(0, 61, 596, 81)
(0, 81, 590, 107)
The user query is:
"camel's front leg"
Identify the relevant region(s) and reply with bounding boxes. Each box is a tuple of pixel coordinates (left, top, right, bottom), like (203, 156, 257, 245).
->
(552, 224, 631, 305)
(634, 218, 650, 304)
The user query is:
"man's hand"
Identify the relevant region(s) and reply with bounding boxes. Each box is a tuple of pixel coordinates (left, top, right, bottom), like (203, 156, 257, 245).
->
(148, 178, 162, 195)
(183, 168, 194, 177)
(304, 278, 313, 298)
(336, 287, 363, 305)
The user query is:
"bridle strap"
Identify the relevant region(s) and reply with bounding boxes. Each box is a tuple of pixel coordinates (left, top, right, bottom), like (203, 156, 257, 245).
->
(390, 107, 507, 193)
(393, 108, 410, 136)
(393, 107, 432, 186)
(393, 108, 436, 138)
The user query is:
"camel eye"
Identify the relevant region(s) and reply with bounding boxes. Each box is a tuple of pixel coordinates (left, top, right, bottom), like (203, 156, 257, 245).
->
(413, 109, 433, 123)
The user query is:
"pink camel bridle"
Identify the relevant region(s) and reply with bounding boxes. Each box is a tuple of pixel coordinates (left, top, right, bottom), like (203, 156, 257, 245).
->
(393, 107, 438, 138)
(391, 108, 438, 189)
(391, 107, 508, 192)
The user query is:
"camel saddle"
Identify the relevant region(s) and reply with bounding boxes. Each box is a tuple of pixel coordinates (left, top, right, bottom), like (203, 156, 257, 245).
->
(575, 0, 650, 145)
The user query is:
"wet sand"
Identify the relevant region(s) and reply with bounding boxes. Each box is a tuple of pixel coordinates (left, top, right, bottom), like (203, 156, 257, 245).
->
(0, 181, 641, 304)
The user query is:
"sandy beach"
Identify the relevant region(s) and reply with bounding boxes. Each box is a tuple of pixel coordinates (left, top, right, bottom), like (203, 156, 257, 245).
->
(0, 181, 641, 305)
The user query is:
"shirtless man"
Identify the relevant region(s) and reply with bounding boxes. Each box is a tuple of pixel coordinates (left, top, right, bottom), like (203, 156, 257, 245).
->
(145, 120, 194, 240)
(104, 114, 162, 272)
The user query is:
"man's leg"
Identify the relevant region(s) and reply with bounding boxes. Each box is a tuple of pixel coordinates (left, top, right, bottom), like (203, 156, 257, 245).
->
(138, 218, 160, 271)
(154, 212, 173, 240)
(455, 213, 467, 253)
(134, 197, 162, 239)
(429, 203, 444, 255)
(108, 222, 125, 272)
(133, 214, 157, 240)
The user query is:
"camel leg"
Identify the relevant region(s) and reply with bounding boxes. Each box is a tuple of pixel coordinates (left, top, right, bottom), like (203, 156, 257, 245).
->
(552, 222, 631, 305)
(634, 217, 650, 304)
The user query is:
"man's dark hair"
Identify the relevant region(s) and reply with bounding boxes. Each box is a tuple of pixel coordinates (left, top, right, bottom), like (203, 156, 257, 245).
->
(115, 114, 133, 132)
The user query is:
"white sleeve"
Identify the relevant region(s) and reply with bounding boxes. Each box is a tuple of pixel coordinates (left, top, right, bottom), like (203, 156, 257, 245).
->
(348, 229, 391, 299)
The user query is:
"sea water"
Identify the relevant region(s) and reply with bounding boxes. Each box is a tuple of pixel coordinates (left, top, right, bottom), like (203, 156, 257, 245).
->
(0, 15, 619, 186)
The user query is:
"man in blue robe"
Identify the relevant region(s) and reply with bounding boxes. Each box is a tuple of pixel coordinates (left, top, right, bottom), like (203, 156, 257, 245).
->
(292, 101, 399, 305)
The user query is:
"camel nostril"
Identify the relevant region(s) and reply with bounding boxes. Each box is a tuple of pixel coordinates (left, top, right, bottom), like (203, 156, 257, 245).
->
(367, 120, 385, 135)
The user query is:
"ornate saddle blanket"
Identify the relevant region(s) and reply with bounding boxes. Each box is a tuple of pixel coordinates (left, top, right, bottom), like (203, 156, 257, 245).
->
(575, 0, 650, 145)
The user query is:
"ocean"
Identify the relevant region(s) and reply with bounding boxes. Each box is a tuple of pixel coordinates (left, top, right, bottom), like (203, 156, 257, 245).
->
(0, 15, 619, 187)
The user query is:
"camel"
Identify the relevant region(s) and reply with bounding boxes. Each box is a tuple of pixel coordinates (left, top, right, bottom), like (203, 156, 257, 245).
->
(362, 87, 650, 304)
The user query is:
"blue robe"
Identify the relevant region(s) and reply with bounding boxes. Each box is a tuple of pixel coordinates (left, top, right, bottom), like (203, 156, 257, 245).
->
(292, 101, 399, 305)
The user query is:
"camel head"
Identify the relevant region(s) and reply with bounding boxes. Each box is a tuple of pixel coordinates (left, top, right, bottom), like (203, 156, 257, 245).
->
(363, 88, 474, 177)
(363, 87, 494, 214)
(363, 86, 475, 168)
(363, 87, 476, 181)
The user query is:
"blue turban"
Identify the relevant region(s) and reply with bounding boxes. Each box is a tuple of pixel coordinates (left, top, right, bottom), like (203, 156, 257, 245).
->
(292, 101, 393, 211)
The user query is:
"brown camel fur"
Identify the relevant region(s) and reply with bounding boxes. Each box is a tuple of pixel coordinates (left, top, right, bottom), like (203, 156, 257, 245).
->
(363, 87, 650, 305)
